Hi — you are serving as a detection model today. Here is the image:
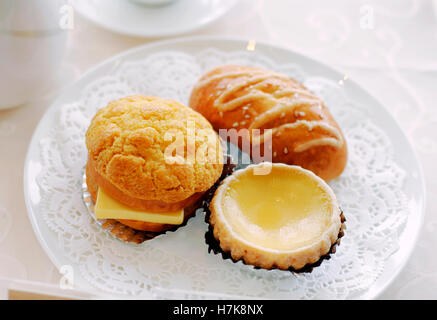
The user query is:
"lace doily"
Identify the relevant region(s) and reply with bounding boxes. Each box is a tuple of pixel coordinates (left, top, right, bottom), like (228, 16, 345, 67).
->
(36, 48, 409, 299)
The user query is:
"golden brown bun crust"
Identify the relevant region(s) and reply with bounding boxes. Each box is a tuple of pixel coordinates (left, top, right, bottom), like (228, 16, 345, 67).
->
(86, 162, 199, 232)
(86, 95, 223, 203)
(189, 65, 347, 181)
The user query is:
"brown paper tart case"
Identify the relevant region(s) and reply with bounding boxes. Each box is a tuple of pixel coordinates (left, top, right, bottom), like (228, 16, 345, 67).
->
(201, 161, 346, 274)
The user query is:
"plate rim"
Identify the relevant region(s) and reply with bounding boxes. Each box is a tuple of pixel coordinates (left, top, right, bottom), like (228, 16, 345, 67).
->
(72, 0, 240, 38)
(23, 36, 427, 299)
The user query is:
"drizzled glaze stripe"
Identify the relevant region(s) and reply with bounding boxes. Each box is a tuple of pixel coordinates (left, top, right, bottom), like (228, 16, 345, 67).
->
(251, 120, 343, 152)
(195, 68, 344, 153)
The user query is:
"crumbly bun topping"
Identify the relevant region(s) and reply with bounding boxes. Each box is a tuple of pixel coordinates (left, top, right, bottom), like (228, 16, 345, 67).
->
(86, 95, 223, 203)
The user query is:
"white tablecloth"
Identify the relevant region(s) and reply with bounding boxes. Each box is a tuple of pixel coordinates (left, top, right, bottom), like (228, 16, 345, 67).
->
(0, 0, 436, 299)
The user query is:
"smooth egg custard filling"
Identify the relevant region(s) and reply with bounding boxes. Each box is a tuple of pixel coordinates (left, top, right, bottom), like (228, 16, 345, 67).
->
(221, 166, 334, 251)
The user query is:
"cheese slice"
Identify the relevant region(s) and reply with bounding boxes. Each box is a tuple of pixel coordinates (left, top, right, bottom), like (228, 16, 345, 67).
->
(94, 188, 184, 225)
(221, 165, 334, 251)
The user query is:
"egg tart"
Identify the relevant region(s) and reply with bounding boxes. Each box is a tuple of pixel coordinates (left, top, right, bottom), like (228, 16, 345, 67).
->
(209, 163, 342, 271)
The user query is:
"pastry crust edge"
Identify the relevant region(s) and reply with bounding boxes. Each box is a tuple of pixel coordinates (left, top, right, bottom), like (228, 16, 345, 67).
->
(209, 163, 342, 270)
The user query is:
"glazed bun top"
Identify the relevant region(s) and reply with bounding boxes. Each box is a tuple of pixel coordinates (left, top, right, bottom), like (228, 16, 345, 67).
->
(86, 95, 223, 203)
(189, 65, 347, 181)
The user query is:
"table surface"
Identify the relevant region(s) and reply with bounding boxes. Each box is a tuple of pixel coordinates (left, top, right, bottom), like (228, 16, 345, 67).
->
(0, 0, 436, 299)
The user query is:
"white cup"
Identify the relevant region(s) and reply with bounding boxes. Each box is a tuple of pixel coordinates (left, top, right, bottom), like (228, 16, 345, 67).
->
(0, 0, 69, 109)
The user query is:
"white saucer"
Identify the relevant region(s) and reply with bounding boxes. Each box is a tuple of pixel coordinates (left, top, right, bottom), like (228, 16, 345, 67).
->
(73, 0, 239, 38)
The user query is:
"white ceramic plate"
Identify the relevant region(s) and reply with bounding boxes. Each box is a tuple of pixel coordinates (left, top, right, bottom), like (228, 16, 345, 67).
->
(73, 0, 239, 38)
(24, 38, 425, 299)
